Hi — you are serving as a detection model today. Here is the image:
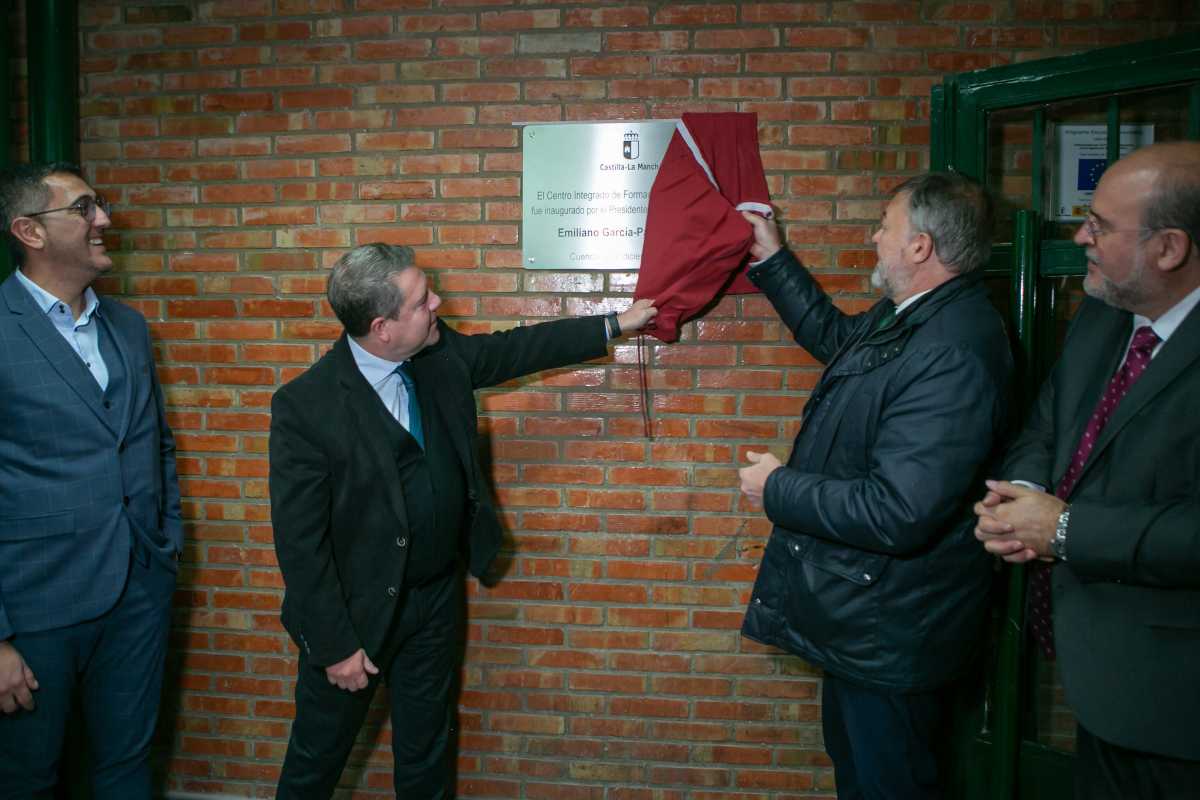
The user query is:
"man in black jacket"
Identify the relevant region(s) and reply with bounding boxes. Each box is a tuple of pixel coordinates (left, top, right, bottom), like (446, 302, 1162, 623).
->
(269, 243, 655, 798)
(739, 174, 1012, 799)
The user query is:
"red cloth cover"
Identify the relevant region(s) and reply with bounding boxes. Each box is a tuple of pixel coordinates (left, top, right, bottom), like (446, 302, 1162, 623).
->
(634, 112, 772, 342)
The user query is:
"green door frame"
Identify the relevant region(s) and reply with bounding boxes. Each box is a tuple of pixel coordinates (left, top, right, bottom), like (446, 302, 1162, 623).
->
(932, 33, 1200, 800)
(27, 0, 80, 165)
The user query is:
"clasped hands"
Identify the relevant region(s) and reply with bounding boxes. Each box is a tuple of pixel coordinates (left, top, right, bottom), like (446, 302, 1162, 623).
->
(973, 480, 1066, 563)
(736, 458, 1066, 567)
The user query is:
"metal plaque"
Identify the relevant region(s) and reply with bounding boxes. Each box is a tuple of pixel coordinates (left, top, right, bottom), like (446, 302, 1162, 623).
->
(522, 121, 676, 270)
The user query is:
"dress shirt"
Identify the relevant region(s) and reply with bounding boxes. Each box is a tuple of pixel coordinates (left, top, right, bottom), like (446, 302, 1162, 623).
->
(16, 269, 108, 391)
(894, 287, 933, 316)
(1130, 282, 1200, 360)
(1012, 283, 1200, 496)
(347, 335, 416, 434)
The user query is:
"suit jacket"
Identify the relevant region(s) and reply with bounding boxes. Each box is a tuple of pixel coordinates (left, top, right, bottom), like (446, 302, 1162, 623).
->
(268, 316, 608, 667)
(0, 273, 182, 641)
(1003, 296, 1200, 760)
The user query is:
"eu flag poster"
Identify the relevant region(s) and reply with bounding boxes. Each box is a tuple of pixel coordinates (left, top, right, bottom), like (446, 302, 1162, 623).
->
(1055, 125, 1154, 221)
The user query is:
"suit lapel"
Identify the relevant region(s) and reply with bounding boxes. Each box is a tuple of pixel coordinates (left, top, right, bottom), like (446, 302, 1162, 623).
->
(98, 299, 136, 444)
(2, 276, 118, 437)
(333, 336, 409, 528)
(1078, 302, 1200, 486)
(1055, 307, 1128, 486)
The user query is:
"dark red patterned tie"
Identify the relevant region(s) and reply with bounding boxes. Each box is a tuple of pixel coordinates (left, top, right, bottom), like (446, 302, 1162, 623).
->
(1027, 325, 1160, 659)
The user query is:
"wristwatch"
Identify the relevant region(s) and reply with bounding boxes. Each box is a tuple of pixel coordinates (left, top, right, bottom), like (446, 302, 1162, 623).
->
(1051, 506, 1070, 561)
(604, 311, 621, 339)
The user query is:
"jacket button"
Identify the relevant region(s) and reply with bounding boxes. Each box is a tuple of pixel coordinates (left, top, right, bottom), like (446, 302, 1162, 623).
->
(123, 496, 130, 506)
(862, 572, 872, 582)
(386, 586, 398, 598)
(396, 537, 408, 548)
(753, 597, 762, 605)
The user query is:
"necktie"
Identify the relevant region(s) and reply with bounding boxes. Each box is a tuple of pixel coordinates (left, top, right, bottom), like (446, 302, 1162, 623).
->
(1027, 324, 1160, 659)
(395, 363, 424, 449)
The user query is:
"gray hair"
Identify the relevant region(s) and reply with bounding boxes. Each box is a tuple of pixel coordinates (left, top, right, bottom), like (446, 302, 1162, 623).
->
(893, 172, 994, 274)
(0, 162, 83, 266)
(1142, 146, 1200, 250)
(326, 243, 417, 337)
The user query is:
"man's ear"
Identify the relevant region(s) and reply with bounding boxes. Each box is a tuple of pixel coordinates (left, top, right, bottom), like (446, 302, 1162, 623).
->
(367, 315, 390, 342)
(1154, 228, 1193, 274)
(908, 231, 935, 264)
(9, 217, 46, 253)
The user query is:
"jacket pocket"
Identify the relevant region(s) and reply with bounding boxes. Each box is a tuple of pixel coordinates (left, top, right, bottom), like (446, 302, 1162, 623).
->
(788, 534, 891, 587)
(0, 510, 75, 541)
(777, 533, 892, 663)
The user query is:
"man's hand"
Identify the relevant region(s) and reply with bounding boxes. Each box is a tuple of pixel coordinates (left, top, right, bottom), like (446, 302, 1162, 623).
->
(740, 211, 783, 262)
(616, 298, 658, 335)
(0, 641, 38, 714)
(739, 451, 783, 502)
(973, 480, 1065, 563)
(325, 648, 379, 692)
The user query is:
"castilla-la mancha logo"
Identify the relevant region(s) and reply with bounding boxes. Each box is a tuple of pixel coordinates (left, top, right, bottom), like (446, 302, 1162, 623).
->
(622, 131, 640, 160)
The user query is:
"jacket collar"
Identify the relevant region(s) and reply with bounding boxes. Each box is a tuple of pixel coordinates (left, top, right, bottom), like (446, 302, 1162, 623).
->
(1, 273, 129, 438)
(1069, 299, 1200, 492)
(892, 271, 984, 331)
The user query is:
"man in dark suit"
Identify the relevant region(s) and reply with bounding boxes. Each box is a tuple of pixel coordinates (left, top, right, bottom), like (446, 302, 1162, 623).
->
(976, 141, 1200, 798)
(0, 163, 182, 798)
(269, 242, 656, 798)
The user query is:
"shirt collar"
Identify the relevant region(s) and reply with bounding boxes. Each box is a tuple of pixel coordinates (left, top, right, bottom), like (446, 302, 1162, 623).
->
(1134, 283, 1200, 345)
(347, 334, 405, 389)
(15, 268, 101, 323)
(894, 287, 934, 316)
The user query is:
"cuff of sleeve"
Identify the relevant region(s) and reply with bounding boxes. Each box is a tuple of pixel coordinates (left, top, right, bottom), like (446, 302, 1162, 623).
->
(746, 246, 796, 282)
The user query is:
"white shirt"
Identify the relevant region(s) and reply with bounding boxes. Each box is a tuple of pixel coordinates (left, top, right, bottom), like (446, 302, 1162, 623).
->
(346, 335, 416, 433)
(16, 269, 108, 391)
(894, 287, 933, 316)
(1130, 282, 1200, 360)
(1014, 283, 1200, 495)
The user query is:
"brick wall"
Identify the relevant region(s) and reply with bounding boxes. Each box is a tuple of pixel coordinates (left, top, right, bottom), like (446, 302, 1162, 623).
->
(8, 1, 1193, 797)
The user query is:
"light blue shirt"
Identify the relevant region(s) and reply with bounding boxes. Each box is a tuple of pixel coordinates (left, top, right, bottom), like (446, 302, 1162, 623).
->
(16, 269, 109, 391)
(347, 335, 416, 433)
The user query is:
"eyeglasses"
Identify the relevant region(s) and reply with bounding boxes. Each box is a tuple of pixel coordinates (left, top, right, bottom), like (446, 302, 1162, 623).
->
(1081, 213, 1152, 242)
(24, 194, 111, 223)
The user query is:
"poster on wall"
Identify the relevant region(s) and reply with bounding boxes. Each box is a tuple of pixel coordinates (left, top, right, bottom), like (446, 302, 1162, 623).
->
(522, 121, 676, 270)
(1053, 124, 1154, 221)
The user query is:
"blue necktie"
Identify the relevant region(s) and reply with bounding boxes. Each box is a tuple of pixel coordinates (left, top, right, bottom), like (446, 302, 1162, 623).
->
(395, 363, 424, 449)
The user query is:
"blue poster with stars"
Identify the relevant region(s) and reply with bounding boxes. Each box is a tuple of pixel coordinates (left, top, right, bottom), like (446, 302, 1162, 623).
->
(1055, 125, 1154, 221)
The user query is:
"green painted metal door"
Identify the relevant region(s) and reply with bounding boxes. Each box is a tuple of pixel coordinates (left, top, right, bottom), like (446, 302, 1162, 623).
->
(932, 33, 1200, 800)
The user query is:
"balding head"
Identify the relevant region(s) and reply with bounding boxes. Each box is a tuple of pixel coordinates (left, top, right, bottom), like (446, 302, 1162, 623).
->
(1077, 141, 1200, 318)
(1127, 141, 1200, 252)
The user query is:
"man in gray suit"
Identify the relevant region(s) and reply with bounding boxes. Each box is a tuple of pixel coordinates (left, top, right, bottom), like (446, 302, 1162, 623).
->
(976, 142, 1200, 798)
(0, 163, 182, 798)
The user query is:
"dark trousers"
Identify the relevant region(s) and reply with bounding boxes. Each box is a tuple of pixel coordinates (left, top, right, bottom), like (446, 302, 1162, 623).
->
(821, 674, 944, 800)
(1075, 724, 1200, 800)
(277, 568, 462, 800)
(0, 548, 175, 800)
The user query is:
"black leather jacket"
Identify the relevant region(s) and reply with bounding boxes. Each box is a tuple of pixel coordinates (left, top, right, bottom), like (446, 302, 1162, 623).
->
(741, 248, 1012, 692)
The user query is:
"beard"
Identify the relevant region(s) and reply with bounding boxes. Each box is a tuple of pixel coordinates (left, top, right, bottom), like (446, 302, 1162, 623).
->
(870, 261, 908, 300)
(1083, 250, 1152, 311)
